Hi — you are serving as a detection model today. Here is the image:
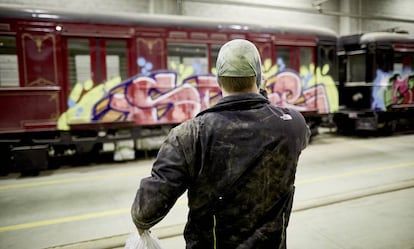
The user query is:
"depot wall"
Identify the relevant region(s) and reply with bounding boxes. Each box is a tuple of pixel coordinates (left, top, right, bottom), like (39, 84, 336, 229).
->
(0, 0, 413, 35)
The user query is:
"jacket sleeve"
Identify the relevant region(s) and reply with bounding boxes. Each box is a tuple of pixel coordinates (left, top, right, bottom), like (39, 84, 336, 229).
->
(302, 123, 311, 150)
(131, 122, 195, 230)
(289, 108, 311, 151)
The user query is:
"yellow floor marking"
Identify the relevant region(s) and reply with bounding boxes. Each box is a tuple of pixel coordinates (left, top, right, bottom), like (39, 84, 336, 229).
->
(0, 161, 412, 232)
(0, 168, 150, 191)
(296, 161, 414, 185)
(0, 208, 129, 232)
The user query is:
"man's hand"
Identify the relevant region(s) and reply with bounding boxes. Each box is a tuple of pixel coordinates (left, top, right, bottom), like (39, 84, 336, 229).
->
(138, 228, 145, 236)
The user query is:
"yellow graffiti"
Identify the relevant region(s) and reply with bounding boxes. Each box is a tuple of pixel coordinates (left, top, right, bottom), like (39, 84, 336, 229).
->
(262, 58, 278, 80)
(300, 63, 339, 112)
(58, 58, 339, 131)
(212, 59, 338, 113)
(84, 79, 94, 91)
(57, 77, 122, 130)
(211, 67, 217, 75)
(168, 61, 194, 86)
(69, 82, 83, 103)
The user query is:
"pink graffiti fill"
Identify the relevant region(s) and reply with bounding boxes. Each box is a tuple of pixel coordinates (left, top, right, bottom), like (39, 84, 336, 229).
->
(392, 75, 413, 105)
(126, 73, 201, 124)
(183, 75, 221, 110)
(104, 72, 222, 125)
(269, 71, 302, 105)
(266, 70, 329, 114)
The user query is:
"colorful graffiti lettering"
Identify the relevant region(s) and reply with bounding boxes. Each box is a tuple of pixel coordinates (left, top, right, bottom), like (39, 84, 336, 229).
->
(372, 68, 414, 111)
(57, 77, 122, 130)
(93, 71, 220, 125)
(263, 60, 338, 114)
(59, 59, 338, 129)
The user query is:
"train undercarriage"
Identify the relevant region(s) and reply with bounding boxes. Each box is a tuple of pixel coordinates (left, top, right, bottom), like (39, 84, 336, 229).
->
(0, 123, 174, 176)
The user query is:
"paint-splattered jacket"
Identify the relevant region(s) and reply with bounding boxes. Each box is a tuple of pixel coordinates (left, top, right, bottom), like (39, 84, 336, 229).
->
(131, 93, 310, 249)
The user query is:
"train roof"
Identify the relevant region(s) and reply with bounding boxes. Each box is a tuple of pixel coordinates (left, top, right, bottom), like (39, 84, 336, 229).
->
(0, 4, 337, 38)
(339, 32, 414, 45)
(338, 32, 414, 51)
(360, 32, 414, 44)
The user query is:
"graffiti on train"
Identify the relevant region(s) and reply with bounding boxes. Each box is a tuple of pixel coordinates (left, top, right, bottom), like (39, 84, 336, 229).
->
(372, 68, 414, 111)
(57, 76, 123, 130)
(92, 71, 221, 125)
(58, 59, 338, 129)
(262, 58, 338, 114)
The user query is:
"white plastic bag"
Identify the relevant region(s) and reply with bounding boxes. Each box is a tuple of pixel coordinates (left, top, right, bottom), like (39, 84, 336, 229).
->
(124, 230, 164, 249)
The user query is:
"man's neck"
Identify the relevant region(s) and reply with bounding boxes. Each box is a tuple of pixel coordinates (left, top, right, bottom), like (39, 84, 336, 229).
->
(222, 85, 259, 97)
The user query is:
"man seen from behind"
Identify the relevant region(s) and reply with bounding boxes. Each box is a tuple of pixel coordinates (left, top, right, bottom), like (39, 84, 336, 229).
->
(131, 39, 310, 249)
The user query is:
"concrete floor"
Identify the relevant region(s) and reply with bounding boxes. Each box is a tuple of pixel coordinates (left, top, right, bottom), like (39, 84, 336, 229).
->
(157, 188, 414, 249)
(0, 132, 413, 249)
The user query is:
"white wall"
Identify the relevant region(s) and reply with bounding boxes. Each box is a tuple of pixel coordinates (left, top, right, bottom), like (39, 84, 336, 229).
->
(0, 0, 149, 13)
(177, 0, 414, 35)
(359, 0, 414, 34)
(1, 0, 413, 36)
(180, 0, 340, 34)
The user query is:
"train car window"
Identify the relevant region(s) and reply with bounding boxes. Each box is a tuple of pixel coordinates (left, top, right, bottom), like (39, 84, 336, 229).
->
(167, 43, 208, 75)
(276, 46, 313, 72)
(300, 47, 313, 67)
(394, 52, 414, 70)
(105, 40, 127, 81)
(406, 53, 414, 68)
(276, 47, 291, 71)
(0, 36, 19, 87)
(408, 53, 414, 68)
(375, 48, 393, 72)
(210, 44, 221, 73)
(338, 53, 347, 84)
(347, 52, 366, 82)
(394, 53, 403, 72)
(68, 39, 91, 90)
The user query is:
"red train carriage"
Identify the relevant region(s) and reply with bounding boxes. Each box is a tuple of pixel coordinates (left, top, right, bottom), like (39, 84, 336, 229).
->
(335, 32, 414, 134)
(0, 5, 338, 174)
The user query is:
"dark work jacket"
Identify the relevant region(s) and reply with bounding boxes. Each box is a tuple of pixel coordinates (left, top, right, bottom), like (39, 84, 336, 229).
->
(131, 93, 310, 249)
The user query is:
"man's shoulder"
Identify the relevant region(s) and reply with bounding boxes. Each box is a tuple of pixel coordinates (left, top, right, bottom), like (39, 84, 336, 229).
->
(171, 117, 200, 133)
(265, 104, 305, 120)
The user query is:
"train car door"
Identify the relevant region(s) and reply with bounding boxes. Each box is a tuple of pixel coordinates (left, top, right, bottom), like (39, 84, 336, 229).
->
(61, 37, 129, 128)
(1, 26, 62, 132)
(267, 40, 319, 114)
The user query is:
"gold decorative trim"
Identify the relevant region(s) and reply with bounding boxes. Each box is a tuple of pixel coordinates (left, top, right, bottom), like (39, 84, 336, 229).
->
(27, 77, 56, 86)
(1, 91, 60, 129)
(21, 33, 58, 86)
(137, 38, 163, 55)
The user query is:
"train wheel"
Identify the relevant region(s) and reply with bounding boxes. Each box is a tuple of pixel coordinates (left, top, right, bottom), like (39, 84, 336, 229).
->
(11, 145, 49, 176)
(379, 120, 397, 136)
(0, 145, 12, 176)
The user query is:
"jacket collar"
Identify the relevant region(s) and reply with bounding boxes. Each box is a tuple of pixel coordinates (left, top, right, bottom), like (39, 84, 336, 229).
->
(197, 93, 269, 117)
